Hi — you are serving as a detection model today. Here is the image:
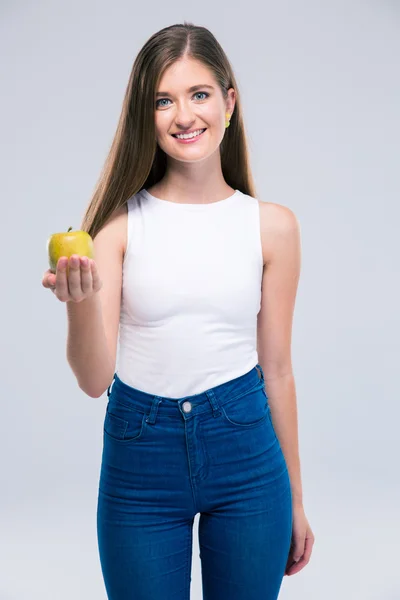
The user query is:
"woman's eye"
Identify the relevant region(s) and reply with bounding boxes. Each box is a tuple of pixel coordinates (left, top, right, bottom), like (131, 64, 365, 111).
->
(194, 92, 209, 100)
(155, 91, 209, 108)
(156, 99, 171, 108)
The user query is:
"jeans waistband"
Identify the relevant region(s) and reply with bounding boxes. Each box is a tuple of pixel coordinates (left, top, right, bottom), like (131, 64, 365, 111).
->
(106, 363, 266, 422)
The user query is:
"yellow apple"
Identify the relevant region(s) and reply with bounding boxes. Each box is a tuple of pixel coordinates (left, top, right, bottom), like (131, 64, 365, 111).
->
(47, 226, 94, 274)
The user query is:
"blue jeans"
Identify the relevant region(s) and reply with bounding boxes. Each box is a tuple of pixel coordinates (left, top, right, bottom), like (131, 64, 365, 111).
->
(97, 364, 293, 600)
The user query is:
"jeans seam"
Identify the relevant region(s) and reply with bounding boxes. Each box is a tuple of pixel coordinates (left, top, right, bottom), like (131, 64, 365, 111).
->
(221, 406, 269, 429)
(103, 411, 147, 443)
(184, 520, 192, 600)
(109, 396, 147, 415)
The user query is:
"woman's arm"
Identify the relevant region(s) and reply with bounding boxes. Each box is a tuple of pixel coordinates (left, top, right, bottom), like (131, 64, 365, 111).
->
(66, 205, 127, 398)
(257, 201, 303, 505)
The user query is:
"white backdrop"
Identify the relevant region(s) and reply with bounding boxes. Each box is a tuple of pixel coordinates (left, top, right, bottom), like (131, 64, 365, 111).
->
(1, 1, 399, 598)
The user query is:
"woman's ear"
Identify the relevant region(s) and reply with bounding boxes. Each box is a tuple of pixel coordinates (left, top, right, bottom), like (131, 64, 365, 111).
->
(226, 88, 236, 115)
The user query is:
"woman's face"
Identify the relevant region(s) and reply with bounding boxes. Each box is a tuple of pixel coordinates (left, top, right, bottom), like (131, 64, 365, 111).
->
(154, 57, 235, 163)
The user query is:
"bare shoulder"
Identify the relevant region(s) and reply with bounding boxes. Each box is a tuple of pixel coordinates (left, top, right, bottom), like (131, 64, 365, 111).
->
(257, 199, 300, 266)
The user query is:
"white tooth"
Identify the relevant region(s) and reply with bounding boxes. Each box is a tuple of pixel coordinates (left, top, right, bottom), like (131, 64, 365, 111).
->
(176, 129, 203, 139)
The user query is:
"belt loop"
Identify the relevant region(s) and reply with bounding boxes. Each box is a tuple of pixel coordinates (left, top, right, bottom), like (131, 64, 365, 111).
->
(146, 396, 163, 425)
(107, 373, 116, 397)
(256, 364, 265, 383)
(205, 389, 222, 418)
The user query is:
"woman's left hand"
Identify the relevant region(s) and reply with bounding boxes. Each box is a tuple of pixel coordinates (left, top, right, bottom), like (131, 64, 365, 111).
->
(284, 503, 315, 576)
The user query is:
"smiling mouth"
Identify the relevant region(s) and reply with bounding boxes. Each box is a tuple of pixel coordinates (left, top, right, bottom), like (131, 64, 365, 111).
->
(171, 128, 207, 139)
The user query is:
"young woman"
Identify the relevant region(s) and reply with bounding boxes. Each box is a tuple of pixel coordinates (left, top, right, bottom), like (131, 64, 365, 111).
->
(43, 22, 314, 600)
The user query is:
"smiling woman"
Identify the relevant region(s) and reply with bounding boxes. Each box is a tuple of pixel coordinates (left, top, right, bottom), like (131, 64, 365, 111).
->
(79, 24, 251, 237)
(152, 57, 235, 171)
(54, 20, 314, 600)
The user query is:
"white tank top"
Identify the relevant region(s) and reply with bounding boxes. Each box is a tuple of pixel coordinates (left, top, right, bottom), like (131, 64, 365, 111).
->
(116, 188, 263, 398)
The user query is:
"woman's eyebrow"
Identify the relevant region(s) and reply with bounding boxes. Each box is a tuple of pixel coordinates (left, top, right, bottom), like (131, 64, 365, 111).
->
(156, 84, 215, 97)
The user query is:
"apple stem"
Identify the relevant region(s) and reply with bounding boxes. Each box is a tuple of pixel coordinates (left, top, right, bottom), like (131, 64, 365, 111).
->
(67, 226, 73, 232)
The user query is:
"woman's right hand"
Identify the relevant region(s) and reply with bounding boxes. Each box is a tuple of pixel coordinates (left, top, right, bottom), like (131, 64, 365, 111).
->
(42, 255, 103, 302)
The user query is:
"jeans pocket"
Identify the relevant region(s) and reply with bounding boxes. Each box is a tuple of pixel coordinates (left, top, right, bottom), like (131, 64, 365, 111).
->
(221, 383, 269, 428)
(104, 398, 147, 443)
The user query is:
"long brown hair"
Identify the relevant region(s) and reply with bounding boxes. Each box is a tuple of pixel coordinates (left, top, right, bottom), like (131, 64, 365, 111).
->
(80, 22, 258, 240)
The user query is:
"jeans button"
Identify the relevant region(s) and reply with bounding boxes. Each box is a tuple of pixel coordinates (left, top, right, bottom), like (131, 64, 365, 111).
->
(182, 401, 192, 413)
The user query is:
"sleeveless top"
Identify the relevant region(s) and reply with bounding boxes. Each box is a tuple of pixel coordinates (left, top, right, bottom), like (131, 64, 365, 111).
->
(115, 188, 264, 398)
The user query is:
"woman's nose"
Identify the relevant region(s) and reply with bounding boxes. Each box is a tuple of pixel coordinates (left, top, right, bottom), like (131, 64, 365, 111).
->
(175, 104, 195, 127)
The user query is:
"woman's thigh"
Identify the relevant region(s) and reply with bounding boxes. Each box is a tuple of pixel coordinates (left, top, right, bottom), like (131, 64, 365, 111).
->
(198, 492, 292, 600)
(197, 388, 293, 600)
(97, 391, 197, 600)
(97, 493, 194, 600)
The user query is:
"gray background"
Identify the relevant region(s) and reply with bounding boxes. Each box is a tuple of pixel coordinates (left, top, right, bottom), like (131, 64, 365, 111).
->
(1, 1, 399, 598)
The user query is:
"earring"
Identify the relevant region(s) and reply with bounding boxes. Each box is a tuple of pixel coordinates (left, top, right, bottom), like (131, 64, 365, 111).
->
(225, 112, 231, 128)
